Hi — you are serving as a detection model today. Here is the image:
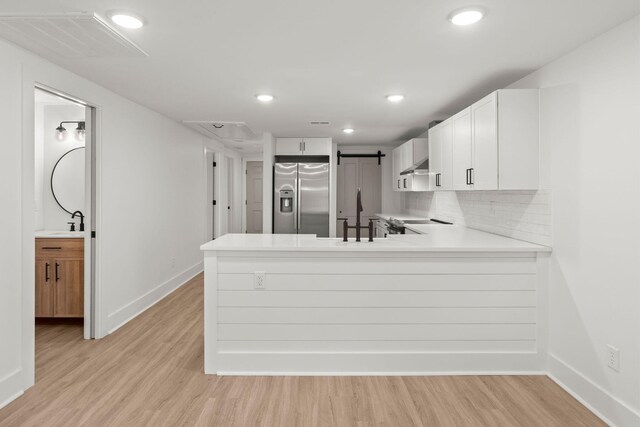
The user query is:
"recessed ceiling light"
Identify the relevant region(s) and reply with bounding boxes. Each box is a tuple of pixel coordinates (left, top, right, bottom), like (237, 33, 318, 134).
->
(109, 12, 145, 29)
(256, 94, 274, 102)
(448, 7, 485, 26)
(386, 95, 404, 103)
(343, 128, 355, 134)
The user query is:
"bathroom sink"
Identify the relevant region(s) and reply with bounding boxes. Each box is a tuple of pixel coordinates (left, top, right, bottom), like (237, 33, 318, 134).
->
(35, 230, 85, 238)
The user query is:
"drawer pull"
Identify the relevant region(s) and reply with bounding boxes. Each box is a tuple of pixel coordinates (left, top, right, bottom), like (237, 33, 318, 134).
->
(42, 247, 62, 250)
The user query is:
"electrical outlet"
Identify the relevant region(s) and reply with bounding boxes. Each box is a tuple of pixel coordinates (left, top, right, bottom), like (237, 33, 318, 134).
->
(606, 344, 620, 372)
(254, 271, 266, 290)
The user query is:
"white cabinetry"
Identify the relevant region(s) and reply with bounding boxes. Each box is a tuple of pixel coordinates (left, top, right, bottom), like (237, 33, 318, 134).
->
(452, 107, 473, 190)
(392, 138, 428, 192)
(428, 121, 453, 191)
(276, 138, 331, 156)
(432, 89, 539, 192)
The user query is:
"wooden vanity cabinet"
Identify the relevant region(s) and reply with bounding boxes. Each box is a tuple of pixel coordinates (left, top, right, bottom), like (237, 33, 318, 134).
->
(35, 238, 84, 318)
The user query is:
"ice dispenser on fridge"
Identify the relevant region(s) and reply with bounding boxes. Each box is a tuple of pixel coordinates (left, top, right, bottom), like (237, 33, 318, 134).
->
(279, 190, 293, 213)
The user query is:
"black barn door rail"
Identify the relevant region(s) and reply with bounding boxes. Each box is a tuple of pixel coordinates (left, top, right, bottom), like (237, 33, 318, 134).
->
(337, 150, 386, 165)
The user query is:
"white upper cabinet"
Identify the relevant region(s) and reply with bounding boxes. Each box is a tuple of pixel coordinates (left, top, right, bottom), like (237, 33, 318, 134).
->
(276, 138, 331, 156)
(392, 138, 429, 192)
(428, 121, 453, 191)
(471, 92, 499, 190)
(392, 145, 402, 191)
(441, 89, 539, 191)
(452, 108, 473, 190)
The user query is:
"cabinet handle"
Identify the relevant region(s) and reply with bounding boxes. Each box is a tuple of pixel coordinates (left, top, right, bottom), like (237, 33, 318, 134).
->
(466, 168, 470, 185)
(45, 262, 50, 282)
(469, 168, 474, 185)
(436, 173, 441, 187)
(397, 179, 400, 189)
(55, 262, 60, 282)
(42, 247, 62, 250)
(403, 178, 407, 189)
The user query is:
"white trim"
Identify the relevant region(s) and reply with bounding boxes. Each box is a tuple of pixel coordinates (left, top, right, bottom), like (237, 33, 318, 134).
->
(218, 371, 547, 377)
(214, 352, 543, 375)
(203, 147, 220, 242)
(241, 156, 263, 234)
(547, 353, 640, 427)
(106, 262, 203, 334)
(0, 370, 23, 410)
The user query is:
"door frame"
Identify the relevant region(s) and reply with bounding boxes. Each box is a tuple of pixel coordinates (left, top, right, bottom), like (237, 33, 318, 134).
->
(203, 147, 220, 241)
(33, 85, 99, 340)
(241, 156, 262, 233)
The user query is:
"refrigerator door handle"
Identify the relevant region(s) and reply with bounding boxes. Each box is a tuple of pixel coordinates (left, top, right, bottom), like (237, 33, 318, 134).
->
(296, 167, 301, 233)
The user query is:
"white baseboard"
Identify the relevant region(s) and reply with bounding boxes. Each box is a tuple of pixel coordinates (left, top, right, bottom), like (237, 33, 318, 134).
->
(0, 369, 23, 411)
(548, 353, 640, 427)
(211, 352, 542, 376)
(106, 261, 203, 335)
(218, 371, 547, 377)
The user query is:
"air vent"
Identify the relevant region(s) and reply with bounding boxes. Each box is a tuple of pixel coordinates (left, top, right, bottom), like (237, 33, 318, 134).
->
(183, 121, 260, 140)
(0, 12, 148, 58)
(309, 121, 331, 125)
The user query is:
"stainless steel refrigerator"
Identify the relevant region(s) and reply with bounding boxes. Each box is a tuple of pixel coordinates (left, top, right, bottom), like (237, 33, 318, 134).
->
(273, 157, 330, 237)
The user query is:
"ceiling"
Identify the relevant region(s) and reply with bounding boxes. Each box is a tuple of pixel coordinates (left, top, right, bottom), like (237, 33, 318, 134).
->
(2, 1, 639, 147)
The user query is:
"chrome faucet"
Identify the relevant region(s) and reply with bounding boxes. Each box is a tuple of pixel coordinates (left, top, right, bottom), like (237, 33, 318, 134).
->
(71, 211, 85, 232)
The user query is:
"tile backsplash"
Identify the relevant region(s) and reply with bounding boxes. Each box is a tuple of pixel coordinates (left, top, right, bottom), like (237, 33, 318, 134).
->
(403, 190, 552, 246)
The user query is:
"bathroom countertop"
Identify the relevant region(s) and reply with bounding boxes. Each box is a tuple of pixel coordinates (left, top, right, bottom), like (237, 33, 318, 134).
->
(35, 230, 85, 239)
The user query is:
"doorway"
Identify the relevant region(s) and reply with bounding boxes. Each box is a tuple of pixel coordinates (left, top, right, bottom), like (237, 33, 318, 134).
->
(245, 161, 263, 233)
(33, 86, 97, 351)
(225, 156, 234, 234)
(205, 150, 216, 240)
(336, 156, 382, 238)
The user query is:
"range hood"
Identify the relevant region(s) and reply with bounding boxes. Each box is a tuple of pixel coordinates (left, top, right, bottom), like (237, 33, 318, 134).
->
(400, 156, 429, 175)
(399, 120, 441, 175)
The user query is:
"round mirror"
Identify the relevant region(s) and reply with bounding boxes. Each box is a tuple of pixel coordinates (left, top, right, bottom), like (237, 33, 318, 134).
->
(51, 147, 85, 215)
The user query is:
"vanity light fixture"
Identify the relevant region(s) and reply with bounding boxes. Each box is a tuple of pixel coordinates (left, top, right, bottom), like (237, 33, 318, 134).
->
(108, 12, 146, 29)
(56, 121, 86, 141)
(448, 7, 485, 26)
(343, 128, 355, 134)
(256, 94, 274, 102)
(386, 94, 404, 103)
(55, 124, 67, 141)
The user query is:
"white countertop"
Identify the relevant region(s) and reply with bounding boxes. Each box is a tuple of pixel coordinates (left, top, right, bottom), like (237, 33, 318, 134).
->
(201, 227, 550, 253)
(404, 223, 452, 234)
(375, 212, 429, 222)
(35, 230, 85, 239)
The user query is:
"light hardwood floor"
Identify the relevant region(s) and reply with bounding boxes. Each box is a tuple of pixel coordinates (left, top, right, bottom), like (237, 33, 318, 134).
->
(0, 274, 605, 426)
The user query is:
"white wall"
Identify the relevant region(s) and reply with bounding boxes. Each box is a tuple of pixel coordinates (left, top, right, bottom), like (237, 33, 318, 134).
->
(0, 58, 24, 409)
(403, 191, 552, 246)
(0, 37, 242, 408)
(35, 103, 85, 231)
(262, 134, 276, 234)
(508, 16, 640, 426)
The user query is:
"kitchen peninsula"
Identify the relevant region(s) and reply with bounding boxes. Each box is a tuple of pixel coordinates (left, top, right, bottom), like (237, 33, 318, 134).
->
(201, 228, 550, 375)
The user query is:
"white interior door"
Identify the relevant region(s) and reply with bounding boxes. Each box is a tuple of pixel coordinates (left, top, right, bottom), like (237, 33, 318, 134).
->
(245, 161, 263, 233)
(206, 151, 215, 240)
(84, 105, 95, 339)
(226, 156, 233, 234)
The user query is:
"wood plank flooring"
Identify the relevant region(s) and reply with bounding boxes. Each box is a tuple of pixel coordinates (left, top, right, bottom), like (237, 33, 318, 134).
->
(0, 274, 605, 426)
